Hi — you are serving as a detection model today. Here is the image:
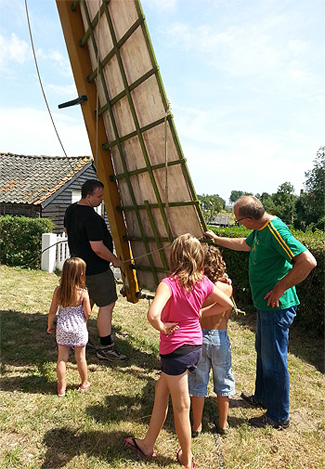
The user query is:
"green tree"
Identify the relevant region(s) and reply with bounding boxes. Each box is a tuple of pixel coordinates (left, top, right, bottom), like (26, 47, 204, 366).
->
(271, 182, 297, 225)
(198, 194, 225, 224)
(229, 190, 244, 204)
(304, 146, 324, 218)
(229, 190, 253, 204)
(295, 146, 325, 230)
(255, 192, 274, 212)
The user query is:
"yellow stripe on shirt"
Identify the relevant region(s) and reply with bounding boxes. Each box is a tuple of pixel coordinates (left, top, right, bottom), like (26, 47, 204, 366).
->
(267, 222, 294, 259)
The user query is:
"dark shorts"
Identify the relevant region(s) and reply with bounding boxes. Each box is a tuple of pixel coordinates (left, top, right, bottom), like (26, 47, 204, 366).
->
(86, 269, 118, 307)
(160, 348, 202, 376)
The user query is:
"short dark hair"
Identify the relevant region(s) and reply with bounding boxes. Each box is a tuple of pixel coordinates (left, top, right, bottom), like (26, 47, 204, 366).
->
(235, 196, 265, 220)
(81, 179, 104, 198)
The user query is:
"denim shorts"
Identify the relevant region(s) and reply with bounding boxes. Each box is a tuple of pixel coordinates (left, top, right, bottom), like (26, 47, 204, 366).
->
(188, 330, 235, 397)
(160, 348, 202, 376)
(86, 269, 118, 307)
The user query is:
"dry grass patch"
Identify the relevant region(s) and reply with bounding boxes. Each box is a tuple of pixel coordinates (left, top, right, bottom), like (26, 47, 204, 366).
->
(0, 265, 324, 468)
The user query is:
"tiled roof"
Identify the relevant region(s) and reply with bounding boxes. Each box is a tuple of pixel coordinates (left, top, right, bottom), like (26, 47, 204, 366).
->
(0, 153, 92, 205)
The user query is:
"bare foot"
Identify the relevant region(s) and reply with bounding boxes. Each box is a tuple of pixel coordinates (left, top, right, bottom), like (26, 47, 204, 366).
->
(176, 448, 193, 468)
(124, 437, 156, 458)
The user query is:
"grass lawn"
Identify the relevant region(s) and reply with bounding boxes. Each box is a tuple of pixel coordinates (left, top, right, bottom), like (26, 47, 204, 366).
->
(0, 265, 324, 469)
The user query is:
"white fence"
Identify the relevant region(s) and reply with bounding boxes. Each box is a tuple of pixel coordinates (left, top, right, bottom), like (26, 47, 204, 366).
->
(41, 233, 121, 280)
(41, 233, 70, 273)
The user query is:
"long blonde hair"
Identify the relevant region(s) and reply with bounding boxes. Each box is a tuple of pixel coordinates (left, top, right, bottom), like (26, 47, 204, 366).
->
(169, 233, 204, 291)
(58, 257, 86, 307)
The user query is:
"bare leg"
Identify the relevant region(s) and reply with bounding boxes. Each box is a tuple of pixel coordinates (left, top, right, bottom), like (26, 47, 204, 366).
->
(57, 345, 69, 393)
(217, 395, 229, 429)
(74, 346, 88, 387)
(167, 371, 192, 469)
(97, 302, 115, 337)
(191, 395, 205, 432)
(125, 373, 169, 456)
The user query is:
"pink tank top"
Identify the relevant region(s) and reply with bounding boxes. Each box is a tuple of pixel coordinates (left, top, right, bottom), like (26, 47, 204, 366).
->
(159, 276, 214, 355)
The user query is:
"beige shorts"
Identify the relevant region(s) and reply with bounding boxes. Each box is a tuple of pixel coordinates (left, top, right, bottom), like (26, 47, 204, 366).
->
(86, 269, 118, 307)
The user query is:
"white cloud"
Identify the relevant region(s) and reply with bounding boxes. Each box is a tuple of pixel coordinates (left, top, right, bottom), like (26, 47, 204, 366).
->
(46, 83, 77, 98)
(183, 135, 311, 201)
(0, 107, 91, 157)
(163, 15, 316, 93)
(0, 33, 29, 70)
(36, 48, 72, 78)
(142, 0, 178, 12)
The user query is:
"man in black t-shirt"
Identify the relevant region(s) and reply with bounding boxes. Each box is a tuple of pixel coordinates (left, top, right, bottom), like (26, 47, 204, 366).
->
(64, 179, 125, 361)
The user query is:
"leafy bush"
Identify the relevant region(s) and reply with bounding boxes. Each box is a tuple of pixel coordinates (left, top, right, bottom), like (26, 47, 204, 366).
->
(0, 215, 54, 269)
(208, 226, 324, 335)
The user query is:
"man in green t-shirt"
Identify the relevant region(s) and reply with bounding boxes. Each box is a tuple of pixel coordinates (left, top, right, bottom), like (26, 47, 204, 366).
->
(205, 196, 316, 429)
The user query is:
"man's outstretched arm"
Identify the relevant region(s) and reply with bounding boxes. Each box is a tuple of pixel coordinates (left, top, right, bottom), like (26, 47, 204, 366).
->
(204, 230, 251, 252)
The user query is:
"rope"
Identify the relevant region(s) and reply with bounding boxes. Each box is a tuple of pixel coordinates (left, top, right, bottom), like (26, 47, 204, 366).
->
(24, 0, 82, 189)
(29, 239, 172, 269)
(207, 396, 225, 469)
(120, 243, 171, 264)
(164, 101, 172, 207)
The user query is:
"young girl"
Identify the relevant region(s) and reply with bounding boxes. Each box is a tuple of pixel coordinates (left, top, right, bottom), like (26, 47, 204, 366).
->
(47, 257, 91, 396)
(124, 234, 233, 469)
(189, 244, 235, 438)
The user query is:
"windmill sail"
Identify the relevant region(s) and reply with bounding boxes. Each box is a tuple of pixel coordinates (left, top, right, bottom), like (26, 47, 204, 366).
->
(57, 0, 207, 298)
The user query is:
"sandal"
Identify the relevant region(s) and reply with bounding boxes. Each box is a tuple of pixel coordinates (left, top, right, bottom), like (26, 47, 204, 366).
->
(57, 385, 66, 397)
(78, 381, 91, 391)
(124, 437, 156, 458)
(176, 448, 194, 468)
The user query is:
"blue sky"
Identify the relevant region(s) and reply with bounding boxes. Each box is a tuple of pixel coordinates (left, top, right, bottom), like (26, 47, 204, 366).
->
(1, 0, 324, 203)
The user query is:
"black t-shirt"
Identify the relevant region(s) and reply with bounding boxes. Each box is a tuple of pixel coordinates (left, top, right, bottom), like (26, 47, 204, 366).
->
(64, 203, 113, 275)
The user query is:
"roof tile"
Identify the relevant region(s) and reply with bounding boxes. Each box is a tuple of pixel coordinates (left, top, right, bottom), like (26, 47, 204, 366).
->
(0, 153, 92, 205)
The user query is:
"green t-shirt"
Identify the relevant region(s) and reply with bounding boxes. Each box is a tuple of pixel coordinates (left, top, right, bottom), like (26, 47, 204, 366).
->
(245, 217, 307, 311)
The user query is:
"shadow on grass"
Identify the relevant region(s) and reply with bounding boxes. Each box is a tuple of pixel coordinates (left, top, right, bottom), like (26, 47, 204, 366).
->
(0, 309, 161, 394)
(41, 428, 174, 468)
(86, 367, 176, 435)
(232, 310, 324, 373)
(202, 396, 247, 431)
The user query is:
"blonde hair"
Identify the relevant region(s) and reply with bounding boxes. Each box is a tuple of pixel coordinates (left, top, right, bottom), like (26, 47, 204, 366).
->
(58, 257, 86, 307)
(169, 233, 204, 291)
(203, 244, 226, 284)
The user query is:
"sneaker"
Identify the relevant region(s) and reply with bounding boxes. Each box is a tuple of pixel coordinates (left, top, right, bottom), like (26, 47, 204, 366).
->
(86, 339, 97, 350)
(241, 391, 266, 409)
(96, 345, 126, 361)
(216, 423, 229, 437)
(248, 413, 289, 429)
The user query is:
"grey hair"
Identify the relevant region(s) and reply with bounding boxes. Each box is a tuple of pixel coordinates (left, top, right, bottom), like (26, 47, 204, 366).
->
(235, 196, 265, 220)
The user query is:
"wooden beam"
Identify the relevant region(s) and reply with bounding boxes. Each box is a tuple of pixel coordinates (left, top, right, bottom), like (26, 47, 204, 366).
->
(56, 0, 139, 303)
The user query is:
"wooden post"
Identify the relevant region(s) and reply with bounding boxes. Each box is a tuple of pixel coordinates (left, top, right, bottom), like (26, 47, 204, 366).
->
(56, 0, 139, 303)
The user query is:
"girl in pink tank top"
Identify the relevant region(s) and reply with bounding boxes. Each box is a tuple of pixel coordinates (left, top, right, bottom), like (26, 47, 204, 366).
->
(125, 234, 233, 468)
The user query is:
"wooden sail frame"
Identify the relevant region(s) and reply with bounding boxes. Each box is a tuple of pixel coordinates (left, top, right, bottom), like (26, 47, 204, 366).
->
(56, 0, 207, 299)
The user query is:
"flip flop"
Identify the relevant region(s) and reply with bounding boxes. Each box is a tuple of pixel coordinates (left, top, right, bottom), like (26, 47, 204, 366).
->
(176, 448, 194, 468)
(78, 381, 91, 391)
(57, 385, 66, 397)
(124, 437, 156, 458)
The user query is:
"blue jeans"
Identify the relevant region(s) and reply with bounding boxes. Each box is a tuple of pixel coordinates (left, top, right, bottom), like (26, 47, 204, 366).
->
(254, 306, 296, 423)
(188, 330, 235, 397)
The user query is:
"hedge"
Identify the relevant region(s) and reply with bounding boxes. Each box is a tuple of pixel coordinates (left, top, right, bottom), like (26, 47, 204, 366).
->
(0, 215, 54, 269)
(208, 226, 324, 336)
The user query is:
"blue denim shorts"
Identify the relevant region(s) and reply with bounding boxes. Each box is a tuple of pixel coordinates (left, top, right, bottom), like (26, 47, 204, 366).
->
(188, 330, 235, 397)
(160, 348, 202, 376)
